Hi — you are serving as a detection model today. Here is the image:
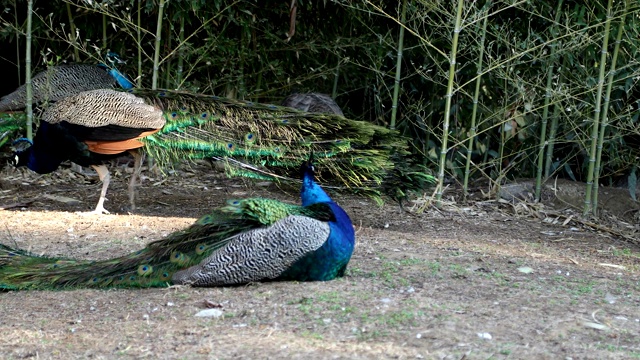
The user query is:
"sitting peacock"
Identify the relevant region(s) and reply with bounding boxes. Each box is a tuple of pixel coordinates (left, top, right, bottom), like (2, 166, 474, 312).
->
(0, 52, 133, 112)
(11, 88, 431, 213)
(281, 92, 344, 116)
(0, 160, 355, 290)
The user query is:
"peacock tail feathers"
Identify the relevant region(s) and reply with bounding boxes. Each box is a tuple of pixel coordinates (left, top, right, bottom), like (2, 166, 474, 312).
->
(0, 197, 328, 290)
(127, 89, 409, 195)
(0, 113, 27, 149)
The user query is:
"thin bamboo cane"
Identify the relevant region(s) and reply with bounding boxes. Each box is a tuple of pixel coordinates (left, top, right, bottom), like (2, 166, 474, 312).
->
(176, 15, 185, 89)
(151, 0, 166, 90)
(389, 0, 407, 130)
(137, 0, 142, 87)
(102, 13, 107, 49)
(583, 0, 613, 216)
(25, 0, 33, 140)
(14, 2, 20, 86)
(65, 3, 80, 61)
(332, 57, 340, 100)
(164, 24, 172, 89)
(463, 12, 489, 195)
(536, 0, 564, 201)
(436, 0, 464, 205)
(238, 29, 246, 99)
(593, 0, 629, 213)
(535, 65, 554, 201)
(544, 55, 568, 179)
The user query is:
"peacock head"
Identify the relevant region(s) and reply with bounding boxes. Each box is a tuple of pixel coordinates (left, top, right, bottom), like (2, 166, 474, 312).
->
(299, 155, 332, 206)
(299, 157, 316, 180)
(10, 138, 33, 168)
(105, 52, 126, 66)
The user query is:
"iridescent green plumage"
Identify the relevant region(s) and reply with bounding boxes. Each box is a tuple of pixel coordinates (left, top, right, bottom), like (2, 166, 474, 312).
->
(0, 198, 333, 290)
(13, 88, 433, 212)
(125, 89, 418, 199)
(0, 114, 26, 149)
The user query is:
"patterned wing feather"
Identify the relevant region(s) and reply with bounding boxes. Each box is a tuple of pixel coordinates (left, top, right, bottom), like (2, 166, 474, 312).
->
(172, 215, 330, 286)
(0, 198, 326, 290)
(42, 89, 165, 129)
(0, 65, 117, 111)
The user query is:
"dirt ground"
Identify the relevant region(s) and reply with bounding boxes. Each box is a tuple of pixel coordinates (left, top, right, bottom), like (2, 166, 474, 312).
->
(0, 161, 639, 360)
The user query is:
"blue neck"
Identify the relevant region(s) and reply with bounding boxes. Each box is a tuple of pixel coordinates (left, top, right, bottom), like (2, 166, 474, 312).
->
(277, 166, 356, 282)
(109, 69, 134, 89)
(300, 171, 331, 206)
(98, 63, 134, 90)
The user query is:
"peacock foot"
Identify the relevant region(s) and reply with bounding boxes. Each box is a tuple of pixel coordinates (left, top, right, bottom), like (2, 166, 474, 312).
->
(77, 206, 111, 216)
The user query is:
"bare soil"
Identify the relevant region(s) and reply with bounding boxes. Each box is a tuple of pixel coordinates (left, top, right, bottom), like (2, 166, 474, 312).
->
(0, 162, 639, 360)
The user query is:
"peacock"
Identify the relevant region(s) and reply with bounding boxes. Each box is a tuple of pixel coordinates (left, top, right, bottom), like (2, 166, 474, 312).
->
(11, 88, 430, 213)
(281, 92, 344, 116)
(0, 160, 355, 290)
(0, 52, 133, 112)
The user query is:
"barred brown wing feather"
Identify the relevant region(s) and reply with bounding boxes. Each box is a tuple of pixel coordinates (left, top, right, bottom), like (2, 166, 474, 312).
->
(42, 89, 165, 129)
(172, 215, 330, 286)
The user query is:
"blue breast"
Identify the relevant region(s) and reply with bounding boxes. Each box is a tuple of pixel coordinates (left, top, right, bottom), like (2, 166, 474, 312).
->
(278, 202, 355, 282)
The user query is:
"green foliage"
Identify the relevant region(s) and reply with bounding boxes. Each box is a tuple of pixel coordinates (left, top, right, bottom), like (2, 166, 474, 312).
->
(1, 0, 640, 202)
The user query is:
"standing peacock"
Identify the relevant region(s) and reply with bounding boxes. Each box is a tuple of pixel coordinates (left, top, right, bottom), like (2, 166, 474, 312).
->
(281, 92, 344, 116)
(12, 88, 428, 213)
(0, 52, 133, 112)
(0, 160, 355, 290)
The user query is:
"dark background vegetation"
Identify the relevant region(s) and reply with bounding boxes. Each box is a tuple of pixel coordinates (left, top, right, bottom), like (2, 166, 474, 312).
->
(1, 0, 639, 211)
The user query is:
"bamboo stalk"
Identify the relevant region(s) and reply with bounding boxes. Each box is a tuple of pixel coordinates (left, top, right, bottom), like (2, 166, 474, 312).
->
(14, 2, 21, 86)
(332, 56, 340, 100)
(463, 12, 489, 195)
(583, 0, 613, 216)
(593, 0, 629, 213)
(544, 55, 568, 178)
(389, 0, 407, 130)
(65, 2, 80, 61)
(238, 29, 246, 99)
(176, 15, 185, 89)
(164, 23, 172, 89)
(137, 0, 142, 87)
(151, 0, 166, 90)
(25, 0, 33, 140)
(535, 0, 564, 201)
(102, 13, 107, 49)
(535, 65, 554, 201)
(436, 0, 464, 204)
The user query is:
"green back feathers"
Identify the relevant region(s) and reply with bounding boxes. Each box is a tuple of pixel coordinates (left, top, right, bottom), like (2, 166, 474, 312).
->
(0, 198, 323, 290)
(220, 198, 334, 225)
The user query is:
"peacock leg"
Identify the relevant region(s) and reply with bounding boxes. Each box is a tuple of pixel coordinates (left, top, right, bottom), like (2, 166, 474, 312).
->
(90, 164, 111, 214)
(128, 150, 145, 211)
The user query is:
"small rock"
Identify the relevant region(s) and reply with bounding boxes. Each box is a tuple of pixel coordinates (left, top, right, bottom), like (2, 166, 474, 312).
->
(517, 266, 534, 274)
(605, 293, 617, 304)
(195, 309, 223, 318)
(477, 332, 492, 340)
